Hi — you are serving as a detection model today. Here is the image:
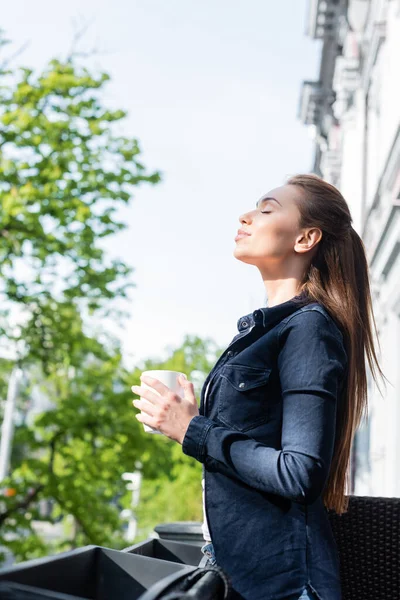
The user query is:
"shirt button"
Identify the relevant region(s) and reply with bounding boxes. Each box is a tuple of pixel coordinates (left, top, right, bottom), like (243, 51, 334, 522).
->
(239, 382, 246, 388)
(241, 320, 249, 328)
(227, 351, 234, 357)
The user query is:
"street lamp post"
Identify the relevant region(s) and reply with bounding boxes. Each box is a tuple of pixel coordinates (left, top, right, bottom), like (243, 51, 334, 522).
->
(0, 367, 23, 481)
(121, 468, 143, 542)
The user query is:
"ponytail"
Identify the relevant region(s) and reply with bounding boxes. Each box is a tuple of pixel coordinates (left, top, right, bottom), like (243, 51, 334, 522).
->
(287, 174, 385, 514)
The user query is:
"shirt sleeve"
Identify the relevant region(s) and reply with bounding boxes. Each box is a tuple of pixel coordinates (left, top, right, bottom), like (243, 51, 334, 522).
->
(182, 309, 347, 504)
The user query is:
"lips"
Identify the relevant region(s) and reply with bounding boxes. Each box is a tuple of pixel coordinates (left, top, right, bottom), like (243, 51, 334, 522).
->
(235, 229, 251, 242)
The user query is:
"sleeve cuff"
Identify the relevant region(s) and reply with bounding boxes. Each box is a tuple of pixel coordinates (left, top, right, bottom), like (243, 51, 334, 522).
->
(182, 415, 214, 462)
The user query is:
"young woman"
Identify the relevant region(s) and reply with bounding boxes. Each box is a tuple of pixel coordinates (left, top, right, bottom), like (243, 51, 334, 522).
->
(132, 174, 384, 600)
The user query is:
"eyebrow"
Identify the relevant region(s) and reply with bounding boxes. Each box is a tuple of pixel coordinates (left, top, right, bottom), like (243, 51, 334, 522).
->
(255, 196, 282, 209)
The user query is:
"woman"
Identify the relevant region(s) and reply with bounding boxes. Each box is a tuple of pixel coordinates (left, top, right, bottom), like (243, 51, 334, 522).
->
(131, 174, 384, 600)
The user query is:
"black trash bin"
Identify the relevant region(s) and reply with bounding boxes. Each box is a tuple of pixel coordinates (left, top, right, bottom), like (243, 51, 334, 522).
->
(152, 522, 203, 546)
(123, 537, 202, 567)
(0, 545, 194, 600)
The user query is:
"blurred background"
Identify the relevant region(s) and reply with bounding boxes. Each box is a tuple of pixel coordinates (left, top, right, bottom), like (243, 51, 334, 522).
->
(0, 0, 398, 567)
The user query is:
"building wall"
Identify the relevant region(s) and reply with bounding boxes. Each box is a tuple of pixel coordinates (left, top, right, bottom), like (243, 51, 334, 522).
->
(300, 0, 400, 497)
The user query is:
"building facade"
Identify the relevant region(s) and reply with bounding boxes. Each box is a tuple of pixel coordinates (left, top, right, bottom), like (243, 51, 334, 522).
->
(300, 0, 400, 497)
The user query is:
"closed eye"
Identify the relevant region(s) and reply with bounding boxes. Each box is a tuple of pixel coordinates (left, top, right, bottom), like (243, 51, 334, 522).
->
(261, 211, 271, 214)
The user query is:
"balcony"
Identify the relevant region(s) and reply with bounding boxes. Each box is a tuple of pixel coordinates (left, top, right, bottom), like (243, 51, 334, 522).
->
(306, 0, 341, 40)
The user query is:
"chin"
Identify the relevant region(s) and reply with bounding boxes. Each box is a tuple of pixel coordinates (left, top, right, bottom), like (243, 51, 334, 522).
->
(233, 248, 257, 265)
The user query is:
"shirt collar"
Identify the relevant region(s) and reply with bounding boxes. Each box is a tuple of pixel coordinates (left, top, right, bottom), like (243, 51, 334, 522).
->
(236, 290, 310, 332)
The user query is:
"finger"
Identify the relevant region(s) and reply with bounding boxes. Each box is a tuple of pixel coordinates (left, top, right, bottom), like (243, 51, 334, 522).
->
(135, 412, 159, 429)
(178, 375, 196, 402)
(140, 375, 170, 396)
(132, 399, 156, 416)
(131, 385, 161, 406)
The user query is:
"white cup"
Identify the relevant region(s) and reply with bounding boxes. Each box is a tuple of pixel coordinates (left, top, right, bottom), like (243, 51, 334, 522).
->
(139, 370, 186, 434)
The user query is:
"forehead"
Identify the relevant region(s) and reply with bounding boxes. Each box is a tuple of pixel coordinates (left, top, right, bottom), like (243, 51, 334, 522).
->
(257, 185, 297, 207)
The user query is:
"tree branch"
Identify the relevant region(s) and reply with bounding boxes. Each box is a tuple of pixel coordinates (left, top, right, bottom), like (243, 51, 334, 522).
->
(0, 431, 62, 526)
(0, 40, 30, 72)
(66, 17, 96, 62)
(0, 484, 44, 526)
(51, 492, 93, 541)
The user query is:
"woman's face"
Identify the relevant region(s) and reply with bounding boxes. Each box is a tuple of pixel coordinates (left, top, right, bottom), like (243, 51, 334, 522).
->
(234, 184, 306, 269)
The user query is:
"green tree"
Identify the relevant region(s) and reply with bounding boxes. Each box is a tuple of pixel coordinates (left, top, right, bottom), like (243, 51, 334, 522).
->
(0, 34, 223, 564)
(0, 34, 162, 562)
(0, 39, 160, 360)
(0, 333, 221, 562)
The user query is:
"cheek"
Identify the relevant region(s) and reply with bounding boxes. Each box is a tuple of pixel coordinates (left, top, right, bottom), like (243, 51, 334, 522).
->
(255, 220, 297, 255)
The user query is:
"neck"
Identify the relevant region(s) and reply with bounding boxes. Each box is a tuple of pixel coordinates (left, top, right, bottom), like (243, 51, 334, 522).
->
(263, 278, 303, 308)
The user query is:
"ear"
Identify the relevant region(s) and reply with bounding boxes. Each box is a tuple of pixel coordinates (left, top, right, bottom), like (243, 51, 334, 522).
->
(294, 227, 322, 254)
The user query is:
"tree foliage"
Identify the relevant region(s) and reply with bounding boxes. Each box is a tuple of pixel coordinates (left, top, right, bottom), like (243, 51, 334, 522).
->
(0, 54, 159, 311)
(0, 334, 221, 563)
(0, 35, 222, 564)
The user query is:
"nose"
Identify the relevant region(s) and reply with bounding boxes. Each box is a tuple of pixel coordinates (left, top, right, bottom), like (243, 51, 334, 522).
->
(239, 209, 253, 225)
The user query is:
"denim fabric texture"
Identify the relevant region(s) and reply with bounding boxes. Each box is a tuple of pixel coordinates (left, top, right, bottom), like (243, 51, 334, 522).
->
(183, 293, 347, 600)
(200, 542, 320, 600)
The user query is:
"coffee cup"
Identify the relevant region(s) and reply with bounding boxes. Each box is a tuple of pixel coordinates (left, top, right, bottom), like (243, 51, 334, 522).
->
(139, 370, 186, 434)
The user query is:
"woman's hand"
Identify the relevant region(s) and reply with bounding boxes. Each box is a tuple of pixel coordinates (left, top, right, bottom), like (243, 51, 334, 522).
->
(131, 374, 199, 444)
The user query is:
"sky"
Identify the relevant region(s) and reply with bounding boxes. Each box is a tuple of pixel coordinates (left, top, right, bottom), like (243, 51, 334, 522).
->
(1, 0, 321, 369)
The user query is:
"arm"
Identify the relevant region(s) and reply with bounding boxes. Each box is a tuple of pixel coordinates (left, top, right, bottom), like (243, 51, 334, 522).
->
(182, 310, 347, 504)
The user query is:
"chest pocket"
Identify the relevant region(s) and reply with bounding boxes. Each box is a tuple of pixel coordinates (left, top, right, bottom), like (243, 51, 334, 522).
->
(217, 365, 272, 432)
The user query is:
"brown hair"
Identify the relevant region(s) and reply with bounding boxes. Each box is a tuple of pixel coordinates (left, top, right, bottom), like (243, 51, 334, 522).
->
(287, 173, 385, 514)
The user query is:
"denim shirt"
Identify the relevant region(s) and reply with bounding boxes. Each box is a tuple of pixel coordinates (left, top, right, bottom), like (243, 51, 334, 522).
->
(182, 294, 348, 600)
